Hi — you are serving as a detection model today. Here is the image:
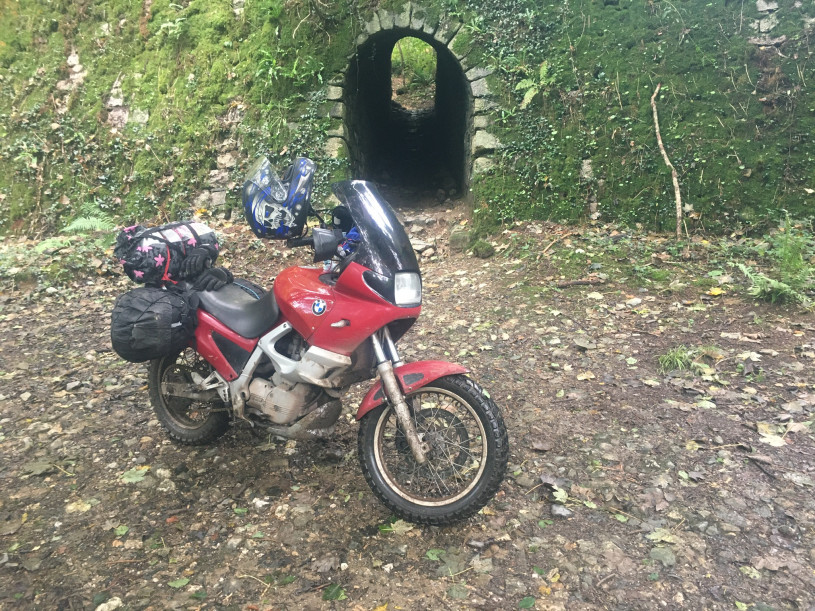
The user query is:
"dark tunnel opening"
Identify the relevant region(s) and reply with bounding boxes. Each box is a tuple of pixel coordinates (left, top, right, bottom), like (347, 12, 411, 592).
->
(344, 30, 472, 205)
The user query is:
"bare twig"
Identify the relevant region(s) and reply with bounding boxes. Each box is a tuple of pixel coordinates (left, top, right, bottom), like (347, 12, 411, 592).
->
(238, 573, 272, 596)
(746, 455, 777, 479)
(541, 232, 574, 256)
(556, 278, 605, 288)
(650, 83, 683, 240)
(596, 572, 618, 588)
(54, 464, 75, 477)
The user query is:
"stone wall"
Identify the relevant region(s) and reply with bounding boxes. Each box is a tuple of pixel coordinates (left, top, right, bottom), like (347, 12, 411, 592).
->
(321, 2, 504, 195)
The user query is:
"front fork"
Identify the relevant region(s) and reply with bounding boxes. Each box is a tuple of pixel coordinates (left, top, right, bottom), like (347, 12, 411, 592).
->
(371, 327, 428, 464)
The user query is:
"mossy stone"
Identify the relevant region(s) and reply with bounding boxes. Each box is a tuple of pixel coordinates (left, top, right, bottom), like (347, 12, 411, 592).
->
(471, 239, 495, 259)
(449, 229, 472, 252)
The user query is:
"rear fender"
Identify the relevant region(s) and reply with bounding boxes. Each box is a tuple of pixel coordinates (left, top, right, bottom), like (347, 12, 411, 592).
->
(356, 361, 469, 420)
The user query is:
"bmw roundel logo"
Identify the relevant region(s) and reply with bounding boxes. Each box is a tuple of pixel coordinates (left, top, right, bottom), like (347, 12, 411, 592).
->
(312, 299, 327, 316)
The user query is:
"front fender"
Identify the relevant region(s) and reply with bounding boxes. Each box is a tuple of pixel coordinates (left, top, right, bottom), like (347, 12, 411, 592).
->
(356, 361, 469, 420)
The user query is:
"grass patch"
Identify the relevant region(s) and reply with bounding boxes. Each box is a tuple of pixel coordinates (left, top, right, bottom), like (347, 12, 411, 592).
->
(658, 345, 695, 373)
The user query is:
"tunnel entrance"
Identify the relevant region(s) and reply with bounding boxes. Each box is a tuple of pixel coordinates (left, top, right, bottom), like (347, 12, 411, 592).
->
(344, 29, 472, 204)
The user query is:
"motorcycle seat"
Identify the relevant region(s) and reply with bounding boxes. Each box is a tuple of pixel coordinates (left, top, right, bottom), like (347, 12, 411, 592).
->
(198, 279, 279, 338)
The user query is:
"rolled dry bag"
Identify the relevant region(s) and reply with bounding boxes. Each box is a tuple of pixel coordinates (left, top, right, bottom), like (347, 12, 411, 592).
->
(111, 287, 197, 363)
(114, 221, 220, 286)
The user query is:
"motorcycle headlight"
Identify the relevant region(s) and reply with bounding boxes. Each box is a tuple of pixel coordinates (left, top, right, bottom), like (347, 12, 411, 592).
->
(394, 272, 422, 307)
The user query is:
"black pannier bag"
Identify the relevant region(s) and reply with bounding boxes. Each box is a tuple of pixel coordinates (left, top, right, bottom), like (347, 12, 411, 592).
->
(110, 287, 198, 363)
(114, 221, 219, 286)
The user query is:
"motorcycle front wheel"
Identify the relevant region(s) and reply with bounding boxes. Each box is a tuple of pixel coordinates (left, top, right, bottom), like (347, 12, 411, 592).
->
(358, 374, 509, 525)
(148, 349, 230, 445)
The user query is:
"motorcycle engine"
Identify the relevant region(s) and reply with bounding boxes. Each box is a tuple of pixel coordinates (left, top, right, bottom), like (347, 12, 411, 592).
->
(246, 373, 321, 425)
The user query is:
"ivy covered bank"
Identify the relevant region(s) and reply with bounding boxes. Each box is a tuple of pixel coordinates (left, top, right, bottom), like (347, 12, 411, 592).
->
(1, 0, 814, 234)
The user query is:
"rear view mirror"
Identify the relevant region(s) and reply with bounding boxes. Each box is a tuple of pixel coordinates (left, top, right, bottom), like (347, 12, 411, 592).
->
(312, 227, 343, 262)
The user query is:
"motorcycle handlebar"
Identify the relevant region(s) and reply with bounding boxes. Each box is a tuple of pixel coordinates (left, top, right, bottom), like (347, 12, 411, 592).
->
(286, 237, 315, 248)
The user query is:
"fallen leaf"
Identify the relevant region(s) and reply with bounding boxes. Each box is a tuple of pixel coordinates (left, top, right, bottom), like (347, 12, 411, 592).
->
(531, 440, 553, 452)
(759, 433, 786, 447)
(65, 500, 92, 514)
(786, 421, 812, 434)
(322, 583, 347, 601)
(645, 528, 678, 543)
(573, 337, 597, 350)
(751, 555, 788, 571)
(387, 519, 414, 535)
(168, 577, 190, 588)
(576, 371, 596, 381)
(22, 461, 56, 476)
(121, 466, 150, 483)
(783, 472, 814, 487)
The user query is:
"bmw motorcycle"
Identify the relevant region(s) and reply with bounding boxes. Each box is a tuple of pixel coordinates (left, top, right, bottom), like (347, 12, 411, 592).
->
(148, 157, 509, 524)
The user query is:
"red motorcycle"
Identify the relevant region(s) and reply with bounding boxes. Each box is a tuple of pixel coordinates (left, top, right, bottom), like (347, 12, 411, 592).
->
(145, 158, 509, 524)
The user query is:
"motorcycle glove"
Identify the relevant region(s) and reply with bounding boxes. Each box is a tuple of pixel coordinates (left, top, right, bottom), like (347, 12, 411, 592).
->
(181, 248, 212, 278)
(337, 226, 361, 258)
(192, 267, 234, 291)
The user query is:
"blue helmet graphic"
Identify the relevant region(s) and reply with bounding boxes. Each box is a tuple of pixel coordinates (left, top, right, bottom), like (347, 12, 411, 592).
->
(243, 156, 316, 239)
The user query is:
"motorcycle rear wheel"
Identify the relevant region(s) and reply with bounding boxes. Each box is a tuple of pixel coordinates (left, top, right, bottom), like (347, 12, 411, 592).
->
(148, 349, 230, 445)
(358, 374, 508, 525)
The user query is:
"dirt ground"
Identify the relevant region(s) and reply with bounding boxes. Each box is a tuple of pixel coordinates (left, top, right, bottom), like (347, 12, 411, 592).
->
(1, 207, 815, 610)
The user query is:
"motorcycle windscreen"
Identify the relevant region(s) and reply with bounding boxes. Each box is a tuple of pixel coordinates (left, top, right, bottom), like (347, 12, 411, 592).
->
(331, 180, 419, 277)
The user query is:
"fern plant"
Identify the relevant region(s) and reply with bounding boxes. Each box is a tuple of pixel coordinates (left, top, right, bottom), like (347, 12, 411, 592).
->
(767, 215, 814, 288)
(60, 200, 117, 248)
(738, 263, 812, 308)
(62, 215, 116, 234)
(515, 61, 555, 109)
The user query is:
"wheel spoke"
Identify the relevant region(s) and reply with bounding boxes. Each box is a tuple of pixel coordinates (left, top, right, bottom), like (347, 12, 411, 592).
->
(161, 350, 223, 426)
(373, 385, 488, 504)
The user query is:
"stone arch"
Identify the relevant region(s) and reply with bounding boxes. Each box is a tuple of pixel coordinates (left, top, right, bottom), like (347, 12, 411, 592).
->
(323, 4, 500, 203)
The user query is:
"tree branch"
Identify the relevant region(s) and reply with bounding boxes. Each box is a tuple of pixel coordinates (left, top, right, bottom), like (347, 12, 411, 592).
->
(650, 83, 684, 240)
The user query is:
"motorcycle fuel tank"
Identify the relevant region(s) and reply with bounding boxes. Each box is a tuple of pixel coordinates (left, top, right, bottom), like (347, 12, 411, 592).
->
(274, 263, 421, 355)
(274, 266, 335, 342)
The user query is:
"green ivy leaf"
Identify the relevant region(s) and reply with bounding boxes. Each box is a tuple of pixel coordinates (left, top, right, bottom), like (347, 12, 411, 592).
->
(519, 596, 536, 609)
(168, 577, 190, 589)
(120, 466, 149, 483)
(426, 548, 445, 561)
(113, 525, 129, 537)
(322, 583, 347, 601)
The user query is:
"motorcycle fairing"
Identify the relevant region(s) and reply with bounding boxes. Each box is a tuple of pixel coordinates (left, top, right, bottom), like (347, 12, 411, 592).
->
(195, 310, 260, 381)
(275, 262, 420, 356)
(355, 360, 469, 420)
